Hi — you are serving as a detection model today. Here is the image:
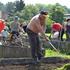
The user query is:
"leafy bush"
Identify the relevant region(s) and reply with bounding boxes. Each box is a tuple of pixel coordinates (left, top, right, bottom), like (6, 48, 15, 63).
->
(56, 63, 70, 70)
(45, 25, 51, 33)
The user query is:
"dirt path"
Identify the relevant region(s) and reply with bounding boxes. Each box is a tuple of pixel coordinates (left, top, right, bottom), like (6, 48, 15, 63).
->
(0, 63, 65, 70)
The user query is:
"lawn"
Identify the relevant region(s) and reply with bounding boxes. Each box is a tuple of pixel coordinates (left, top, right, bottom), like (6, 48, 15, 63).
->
(45, 49, 70, 59)
(45, 33, 70, 58)
(46, 33, 66, 39)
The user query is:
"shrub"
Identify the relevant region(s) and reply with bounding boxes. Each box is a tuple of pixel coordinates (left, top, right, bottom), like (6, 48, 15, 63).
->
(56, 63, 70, 70)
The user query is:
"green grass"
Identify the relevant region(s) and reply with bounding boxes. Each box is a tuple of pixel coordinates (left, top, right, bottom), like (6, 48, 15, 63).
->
(56, 63, 70, 70)
(45, 49, 70, 59)
(46, 33, 66, 39)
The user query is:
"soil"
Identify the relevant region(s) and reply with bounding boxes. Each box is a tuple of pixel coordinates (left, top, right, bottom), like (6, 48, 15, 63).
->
(0, 57, 70, 70)
(0, 63, 67, 70)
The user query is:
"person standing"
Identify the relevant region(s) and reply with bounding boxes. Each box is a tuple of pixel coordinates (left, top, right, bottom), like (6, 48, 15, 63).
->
(26, 11, 48, 62)
(51, 22, 63, 40)
(65, 18, 70, 41)
(10, 16, 20, 40)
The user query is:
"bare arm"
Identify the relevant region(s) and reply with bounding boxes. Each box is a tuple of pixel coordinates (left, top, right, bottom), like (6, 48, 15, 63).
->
(35, 21, 48, 40)
(35, 21, 44, 33)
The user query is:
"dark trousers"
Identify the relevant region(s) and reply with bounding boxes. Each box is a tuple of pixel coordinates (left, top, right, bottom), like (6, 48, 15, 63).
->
(66, 25, 70, 40)
(66, 31, 70, 41)
(26, 28, 43, 60)
(60, 28, 64, 41)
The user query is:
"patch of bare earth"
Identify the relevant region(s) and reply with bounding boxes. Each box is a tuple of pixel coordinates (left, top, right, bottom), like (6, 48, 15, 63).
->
(0, 57, 70, 70)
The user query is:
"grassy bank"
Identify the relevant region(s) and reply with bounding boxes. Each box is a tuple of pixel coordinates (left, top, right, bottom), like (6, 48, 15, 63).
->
(45, 49, 70, 59)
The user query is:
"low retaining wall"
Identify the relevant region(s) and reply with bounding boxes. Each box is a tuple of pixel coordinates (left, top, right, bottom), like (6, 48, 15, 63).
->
(0, 57, 70, 65)
(0, 47, 31, 58)
(0, 35, 70, 58)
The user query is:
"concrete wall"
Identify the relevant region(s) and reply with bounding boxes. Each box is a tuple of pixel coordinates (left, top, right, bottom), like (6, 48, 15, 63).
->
(0, 35, 70, 58)
(0, 47, 31, 58)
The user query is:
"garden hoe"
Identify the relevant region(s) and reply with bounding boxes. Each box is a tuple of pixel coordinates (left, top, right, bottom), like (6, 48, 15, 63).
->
(44, 34, 60, 53)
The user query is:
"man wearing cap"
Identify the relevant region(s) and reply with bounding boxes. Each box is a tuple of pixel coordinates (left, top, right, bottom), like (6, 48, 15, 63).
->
(26, 11, 48, 62)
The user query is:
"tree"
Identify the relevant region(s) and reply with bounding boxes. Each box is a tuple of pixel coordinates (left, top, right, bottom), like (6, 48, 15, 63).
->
(5, 2, 15, 15)
(35, 4, 48, 11)
(19, 5, 39, 21)
(20, 0, 25, 11)
(15, 0, 25, 12)
(0, 2, 5, 11)
(49, 3, 65, 23)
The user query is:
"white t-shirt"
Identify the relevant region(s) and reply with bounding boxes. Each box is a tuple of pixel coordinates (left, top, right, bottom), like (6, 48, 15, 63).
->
(51, 31, 59, 39)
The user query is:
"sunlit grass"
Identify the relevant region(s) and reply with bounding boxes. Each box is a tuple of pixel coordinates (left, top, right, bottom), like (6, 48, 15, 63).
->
(56, 63, 70, 70)
(45, 33, 69, 58)
(46, 33, 66, 39)
(45, 49, 70, 59)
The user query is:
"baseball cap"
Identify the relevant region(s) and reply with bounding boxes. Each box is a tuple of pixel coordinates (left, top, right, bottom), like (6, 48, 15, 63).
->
(40, 10, 48, 15)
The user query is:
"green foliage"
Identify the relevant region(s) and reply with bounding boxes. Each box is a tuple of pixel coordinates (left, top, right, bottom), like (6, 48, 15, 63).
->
(0, 2, 5, 11)
(46, 15, 53, 25)
(56, 63, 70, 70)
(5, 2, 15, 14)
(15, 0, 25, 12)
(1, 2, 70, 28)
(49, 3, 65, 23)
(35, 4, 48, 11)
(45, 49, 59, 57)
(45, 49, 70, 59)
(46, 25, 51, 33)
(20, 0, 25, 11)
(45, 16, 53, 33)
(19, 18, 24, 24)
(20, 5, 39, 21)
